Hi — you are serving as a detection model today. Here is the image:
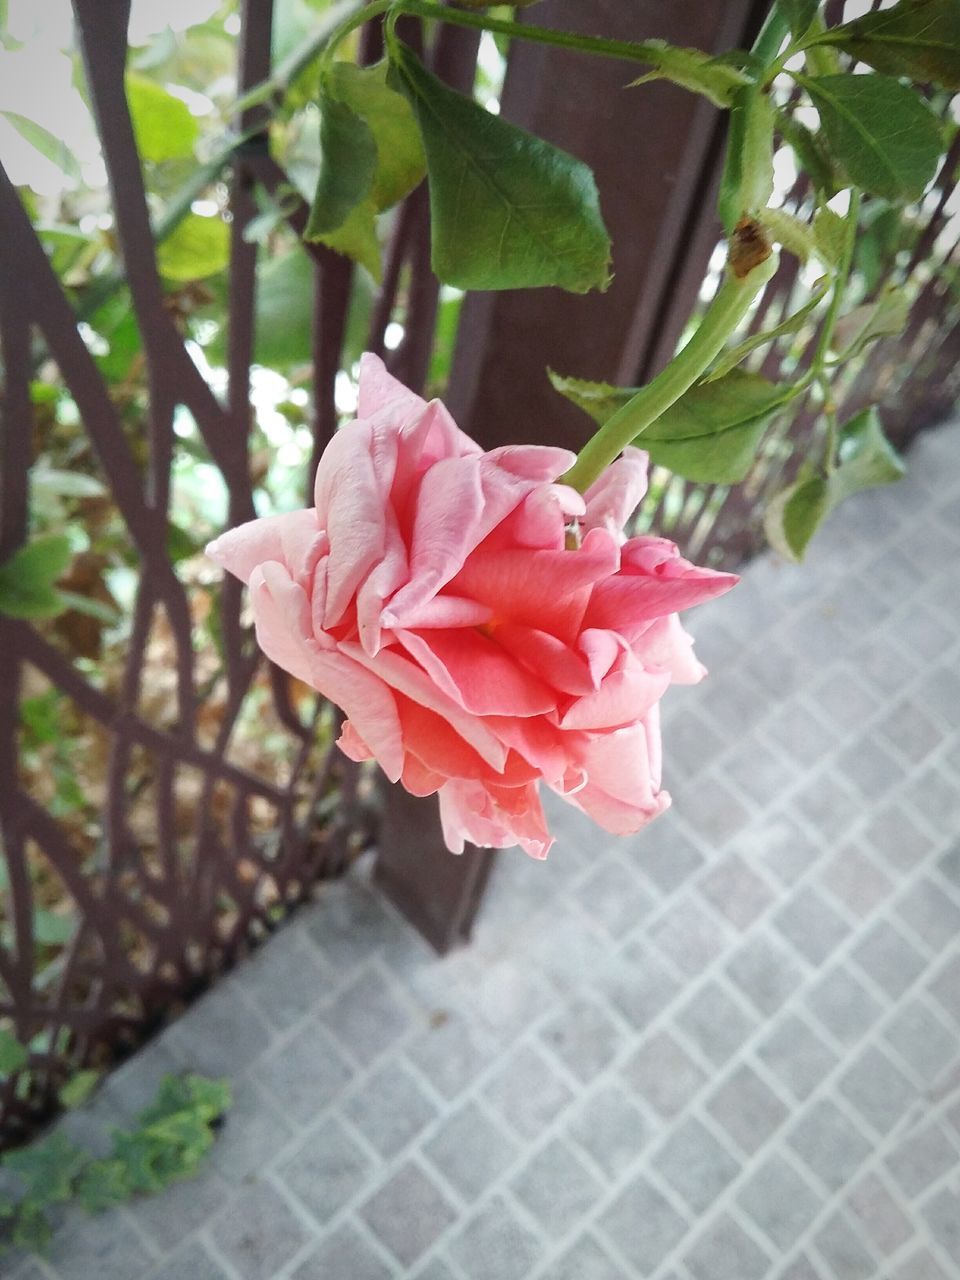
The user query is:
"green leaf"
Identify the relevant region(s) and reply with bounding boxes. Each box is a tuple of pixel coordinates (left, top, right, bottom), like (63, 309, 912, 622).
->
(764, 410, 904, 561)
(0, 1029, 28, 1075)
(327, 60, 426, 210)
(317, 197, 382, 281)
(813, 205, 847, 267)
(777, 114, 842, 198)
(32, 909, 75, 946)
(706, 276, 830, 381)
(641, 370, 792, 483)
(9, 1200, 52, 1253)
(814, 0, 960, 90)
(389, 40, 611, 293)
(156, 213, 230, 281)
(0, 534, 72, 620)
(3, 1132, 86, 1203)
(832, 406, 906, 500)
(764, 474, 831, 560)
(253, 248, 316, 368)
(305, 61, 427, 279)
(628, 41, 752, 108)
(548, 371, 633, 426)
(718, 85, 775, 233)
(781, 0, 819, 38)
(758, 207, 815, 263)
(55, 590, 119, 624)
(167, 520, 203, 565)
(125, 72, 199, 163)
(550, 369, 793, 484)
(305, 95, 377, 238)
(0, 111, 81, 182)
(797, 73, 944, 202)
(74, 1158, 130, 1212)
(59, 1069, 101, 1110)
(830, 284, 910, 358)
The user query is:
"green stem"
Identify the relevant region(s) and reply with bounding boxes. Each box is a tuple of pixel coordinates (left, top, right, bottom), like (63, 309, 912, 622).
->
(811, 188, 860, 372)
(317, 0, 393, 74)
(561, 249, 779, 494)
(751, 5, 791, 67)
(390, 0, 726, 71)
(233, 0, 371, 112)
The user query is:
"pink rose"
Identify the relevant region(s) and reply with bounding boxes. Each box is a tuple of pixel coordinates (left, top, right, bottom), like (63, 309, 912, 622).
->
(206, 354, 737, 859)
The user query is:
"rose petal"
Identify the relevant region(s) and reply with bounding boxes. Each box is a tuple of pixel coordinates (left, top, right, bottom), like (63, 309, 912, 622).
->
(583, 447, 649, 537)
(206, 509, 326, 587)
(395, 628, 557, 717)
(249, 563, 406, 780)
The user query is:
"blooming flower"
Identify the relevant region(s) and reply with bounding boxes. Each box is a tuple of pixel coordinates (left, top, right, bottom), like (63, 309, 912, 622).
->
(207, 354, 737, 858)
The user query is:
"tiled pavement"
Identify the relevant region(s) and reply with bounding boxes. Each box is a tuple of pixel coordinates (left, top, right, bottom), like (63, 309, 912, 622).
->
(11, 420, 960, 1279)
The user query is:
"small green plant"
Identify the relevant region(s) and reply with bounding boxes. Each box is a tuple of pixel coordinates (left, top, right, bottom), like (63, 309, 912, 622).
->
(0, 1065, 230, 1256)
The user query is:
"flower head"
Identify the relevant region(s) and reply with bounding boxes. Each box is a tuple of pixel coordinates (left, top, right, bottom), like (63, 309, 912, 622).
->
(207, 354, 737, 858)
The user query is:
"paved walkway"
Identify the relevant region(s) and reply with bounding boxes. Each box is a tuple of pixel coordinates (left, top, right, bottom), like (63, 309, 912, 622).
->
(11, 421, 960, 1280)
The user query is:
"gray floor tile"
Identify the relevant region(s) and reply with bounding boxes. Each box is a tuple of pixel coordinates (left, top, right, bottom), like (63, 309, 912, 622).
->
(675, 979, 757, 1066)
(147, 1239, 233, 1280)
(319, 963, 413, 1064)
(360, 1162, 457, 1268)
(210, 1182, 309, 1280)
(885, 1122, 957, 1199)
(291, 1225, 392, 1280)
(565, 1084, 648, 1180)
(738, 1152, 824, 1250)
(599, 1173, 688, 1274)
(511, 1137, 604, 1238)
(756, 1013, 839, 1101)
(423, 1100, 518, 1201)
(651, 1116, 741, 1215)
(813, 1211, 878, 1280)
(482, 1042, 575, 1141)
(541, 1233, 627, 1280)
(344, 1059, 439, 1158)
(621, 1030, 707, 1118)
(280, 1115, 374, 1221)
(539, 994, 625, 1084)
(787, 1099, 874, 1193)
(837, 1045, 916, 1136)
(448, 1194, 544, 1280)
(705, 1063, 789, 1155)
(846, 1172, 915, 1254)
(684, 1212, 772, 1280)
(251, 1020, 351, 1127)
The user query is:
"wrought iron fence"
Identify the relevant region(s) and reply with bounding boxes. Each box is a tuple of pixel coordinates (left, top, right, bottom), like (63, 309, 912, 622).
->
(1, 0, 958, 1146)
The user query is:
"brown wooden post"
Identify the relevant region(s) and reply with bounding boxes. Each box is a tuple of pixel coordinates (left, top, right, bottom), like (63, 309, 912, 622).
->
(373, 0, 772, 952)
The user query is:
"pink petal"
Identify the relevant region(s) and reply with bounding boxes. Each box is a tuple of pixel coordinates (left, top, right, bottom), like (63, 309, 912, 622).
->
(559, 656, 671, 731)
(438, 778, 554, 859)
(313, 419, 396, 627)
(339, 639, 508, 773)
(633, 614, 707, 684)
(449, 526, 620, 643)
(490, 624, 596, 696)
(381, 595, 493, 630)
(386, 455, 485, 626)
(557, 722, 671, 834)
(584, 537, 738, 638)
(484, 444, 576, 481)
(395, 628, 557, 717)
(249, 563, 406, 781)
(206, 509, 326, 587)
(583, 448, 649, 537)
(337, 719, 373, 762)
(358, 351, 425, 419)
